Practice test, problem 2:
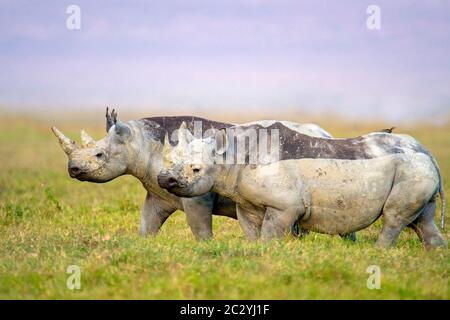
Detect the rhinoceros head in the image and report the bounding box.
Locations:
[157,122,224,197]
[51,112,132,183]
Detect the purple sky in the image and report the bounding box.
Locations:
[1,0,449,121]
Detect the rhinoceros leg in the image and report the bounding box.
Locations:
[376,217,411,248]
[408,198,447,250]
[236,205,263,241]
[181,194,214,240]
[340,232,357,242]
[376,180,436,248]
[140,192,176,236]
[291,222,310,238]
[260,206,303,241]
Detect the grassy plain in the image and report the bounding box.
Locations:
[0,114,448,299]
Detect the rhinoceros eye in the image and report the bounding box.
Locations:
[95,152,104,159]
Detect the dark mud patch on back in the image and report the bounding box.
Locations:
[140,116,233,144]
[230,122,426,161]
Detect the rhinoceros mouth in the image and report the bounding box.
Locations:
[70,170,89,180]
[71,172,115,184]
[166,185,195,197]
[68,165,111,183]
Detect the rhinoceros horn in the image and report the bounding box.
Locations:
[51,127,77,155]
[80,129,96,148]
[177,121,194,148]
[162,132,172,162]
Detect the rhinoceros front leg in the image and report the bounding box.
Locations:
[261,206,303,241]
[291,221,310,238]
[236,205,263,241]
[140,192,175,236]
[181,194,214,240]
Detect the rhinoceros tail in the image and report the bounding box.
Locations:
[438,173,446,229]
[430,156,445,229]
[440,182,446,229]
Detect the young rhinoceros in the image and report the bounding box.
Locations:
[158,122,447,249]
[51,109,339,240]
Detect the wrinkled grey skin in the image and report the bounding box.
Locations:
[52,110,338,240]
[159,123,447,249]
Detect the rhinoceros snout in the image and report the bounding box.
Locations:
[157,173,181,189]
[67,160,85,178]
[68,165,82,177]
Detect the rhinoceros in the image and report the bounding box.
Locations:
[52,109,348,239]
[158,122,447,249]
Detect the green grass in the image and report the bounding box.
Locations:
[0,116,448,299]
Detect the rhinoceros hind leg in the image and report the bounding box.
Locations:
[376,224,404,248]
[376,180,434,248]
[409,199,447,250]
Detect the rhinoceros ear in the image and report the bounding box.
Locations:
[114,121,131,141]
[105,107,118,132]
[51,126,77,155]
[80,129,96,148]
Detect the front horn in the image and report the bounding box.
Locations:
[51,127,77,155]
[162,132,172,163]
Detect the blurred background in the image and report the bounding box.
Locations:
[0,0,449,125]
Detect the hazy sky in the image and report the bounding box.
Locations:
[1,0,449,121]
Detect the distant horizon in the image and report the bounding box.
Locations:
[1,0,450,122]
[1,104,448,127]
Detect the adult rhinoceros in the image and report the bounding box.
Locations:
[158,122,446,249]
